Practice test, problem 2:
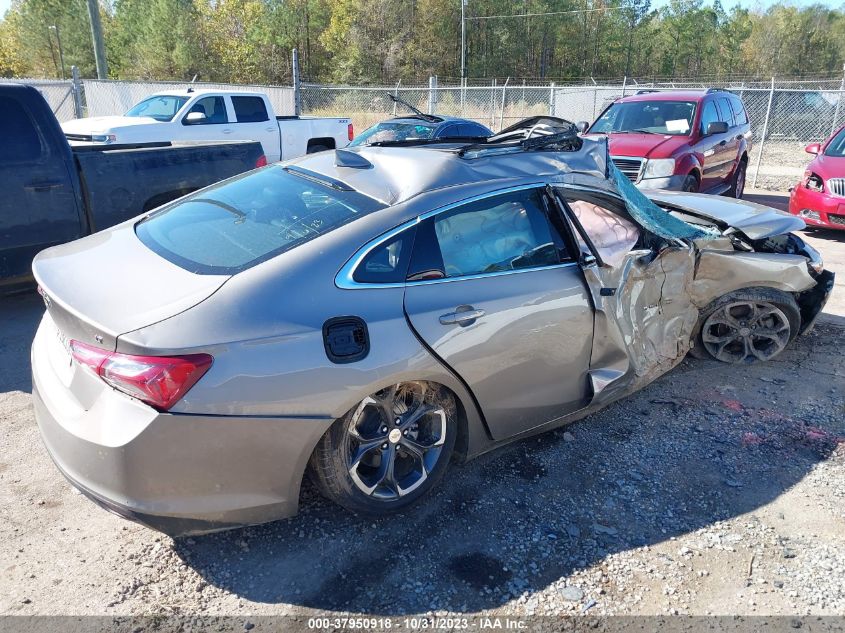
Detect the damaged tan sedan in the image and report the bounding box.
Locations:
[32,117,834,534]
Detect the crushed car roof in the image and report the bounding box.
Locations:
[288,136,610,206]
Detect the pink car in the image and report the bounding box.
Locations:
[789,125,845,230]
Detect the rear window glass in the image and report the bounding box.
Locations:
[232,96,269,123]
[136,166,385,274]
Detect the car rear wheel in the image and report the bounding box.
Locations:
[681,174,699,193]
[310,381,457,515]
[695,288,800,364]
[729,160,747,199]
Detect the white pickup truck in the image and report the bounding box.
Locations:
[61,89,352,163]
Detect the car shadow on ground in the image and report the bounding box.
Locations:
[171,322,844,615]
[1,288,841,615]
[804,228,845,243]
[0,292,43,393]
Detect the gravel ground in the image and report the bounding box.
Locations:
[749,141,820,192]
[1,227,843,625]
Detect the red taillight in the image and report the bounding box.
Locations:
[255,154,268,168]
[70,340,212,411]
[347,123,354,142]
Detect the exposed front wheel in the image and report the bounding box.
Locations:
[696,288,800,363]
[310,382,457,515]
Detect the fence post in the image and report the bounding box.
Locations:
[428,75,438,114]
[392,79,401,116]
[490,79,497,128]
[621,75,627,97]
[549,82,555,116]
[752,76,776,189]
[498,77,510,131]
[70,65,83,118]
[831,63,845,136]
[292,48,301,116]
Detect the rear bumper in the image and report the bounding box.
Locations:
[31,316,333,536]
[788,185,845,230]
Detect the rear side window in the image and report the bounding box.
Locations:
[716,97,734,126]
[232,96,269,123]
[0,96,43,163]
[425,189,560,279]
[136,166,385,274]
[353,228,416,284]
[730,97,748,125]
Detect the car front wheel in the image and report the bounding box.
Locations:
[695,288,800,364]
[310,381,457,515]
[681,174,699,192]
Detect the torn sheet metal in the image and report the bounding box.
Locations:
[582,246,699,405]
[691,250,817,307]
[647,190,807,240]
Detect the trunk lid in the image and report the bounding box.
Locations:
[33,224,228,350]
[647,191,806,240]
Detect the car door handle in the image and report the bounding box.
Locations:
[222,129,232,134]
[439,308,485,326]
[265,127,276,132]
[24,181,63,192]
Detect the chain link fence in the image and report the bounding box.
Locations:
[9,72,845,192]
[301,76,844,191]
[0,76,80,121]
[83,79,294,119]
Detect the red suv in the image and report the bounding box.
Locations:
[788,125,845,230]
[582,89,752,197]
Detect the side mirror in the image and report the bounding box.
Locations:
[804,142,821,155]
[575,121,589,133]
[184,111,207,125]
[706,121,729,136]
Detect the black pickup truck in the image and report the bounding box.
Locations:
[1,83,266,288]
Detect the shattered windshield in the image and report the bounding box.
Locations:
[350,121,437,146]
[608,162,713,241]
[590,100,696,136]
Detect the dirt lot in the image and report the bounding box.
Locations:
[1,202,843,626]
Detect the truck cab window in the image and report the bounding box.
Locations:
[0,96,42,162]
[232,97,269,123]
[186,97,228,125]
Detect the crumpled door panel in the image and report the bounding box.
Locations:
[582,246,699,406]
